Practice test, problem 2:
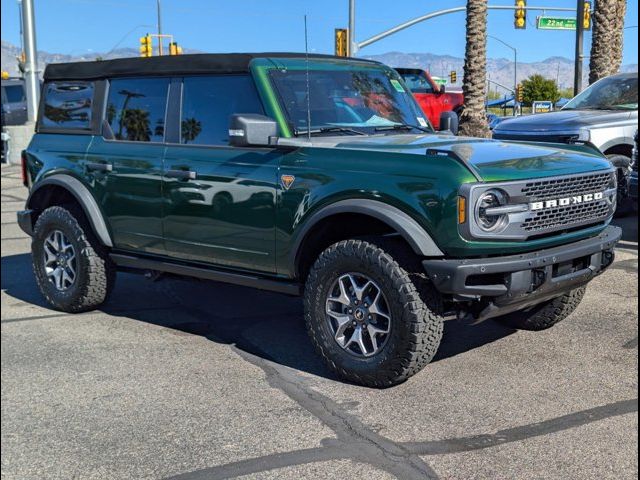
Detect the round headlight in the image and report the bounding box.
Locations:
[475,189,508,232]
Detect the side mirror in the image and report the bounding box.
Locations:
[439,111,459,135]
[439,84,446,94]
[229,114,278,147]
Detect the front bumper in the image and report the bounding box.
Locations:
[17,209,34,236]
[423,225,621,322]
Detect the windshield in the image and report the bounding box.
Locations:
[563,75,638,111]
[269,67,431,135]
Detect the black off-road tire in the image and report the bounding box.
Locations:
[32,205,115,312]
[497,287,586,331]
[304,239,444,388]
[607,154,632,216]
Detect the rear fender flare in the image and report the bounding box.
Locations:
[27,174,113,247]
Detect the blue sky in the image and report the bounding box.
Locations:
[1,0,638,64]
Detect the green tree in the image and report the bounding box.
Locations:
[521,74,560,105]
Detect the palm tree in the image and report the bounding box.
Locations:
[458,0,491,139]
[181,118,202,143]
[589,0,626,85]
[611,0,627,72]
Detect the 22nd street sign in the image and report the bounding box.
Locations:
[537,16,578,30]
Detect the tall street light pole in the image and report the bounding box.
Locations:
[157,0,163,56]
[574,0,585,94]
[488,34,518,97]
[21,0,39,123]
[348,0,357,56]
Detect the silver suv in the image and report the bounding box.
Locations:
[493,72,638,209]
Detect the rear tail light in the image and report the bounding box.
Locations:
[21,150,29,187]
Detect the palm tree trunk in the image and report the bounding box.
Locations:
[611,0,627,71]
[589,0,626,85]
[459,0,491,139]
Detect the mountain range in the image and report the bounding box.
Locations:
[2,40,637,94]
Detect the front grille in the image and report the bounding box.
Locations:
[460,170,616,242]
[521,172,614,201]
[522,201,610,232]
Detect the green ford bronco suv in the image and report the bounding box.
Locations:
[18,53,621,387]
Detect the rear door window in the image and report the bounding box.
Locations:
[180,75,265,146]
[41,81,94,129]
[106,78,169,142]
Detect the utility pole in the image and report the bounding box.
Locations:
[21,0,39,122]
[157,0,164,56]
[488,35,518,100]
[574,0,585,94]
[348,0,357,56]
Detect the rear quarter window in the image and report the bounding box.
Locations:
[3,84,26,103]
[41,82,94,129]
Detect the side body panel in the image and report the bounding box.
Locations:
[84,136,166,254]
[162,145,281,273]
[275,147,474,277]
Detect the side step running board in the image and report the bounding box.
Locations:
[110,253,301,296]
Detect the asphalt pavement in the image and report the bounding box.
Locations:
[1,162,638,480]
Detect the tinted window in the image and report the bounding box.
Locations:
[107,78,169,142]
[41,82,93,129]
[398,72,434,94]
[181,75,264,145]
[4,85,26,103]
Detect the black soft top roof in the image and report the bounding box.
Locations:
[43,52,380,81]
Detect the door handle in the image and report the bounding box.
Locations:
[86,162,113,173]
[165,169,197,180]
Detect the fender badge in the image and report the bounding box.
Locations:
[281,174,296,190]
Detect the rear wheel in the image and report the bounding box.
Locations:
[496,287,586,331]
[304,239,444,388]
[32,205,115,312]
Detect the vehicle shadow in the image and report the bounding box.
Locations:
[612,215,639,246]
[1,252,515,384]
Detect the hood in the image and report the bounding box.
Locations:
[310,134,613,182]
[494,109,636,132]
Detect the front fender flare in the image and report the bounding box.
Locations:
[289,199,444,274]
[27,174,113,247]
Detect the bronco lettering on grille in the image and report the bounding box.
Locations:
[530,191,605,211]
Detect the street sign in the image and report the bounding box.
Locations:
[536,16,578,30]
[532,101,554,114]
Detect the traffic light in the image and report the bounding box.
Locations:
[516,84,524,103]
[514,0,526,29]
[450,71,457,84]
[139,34,153,57]
[583,1,592,30]
[335,28,349,57]
[169,42,182,55]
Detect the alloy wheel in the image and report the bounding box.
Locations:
[325,273,391,357]
[43,229,77,291]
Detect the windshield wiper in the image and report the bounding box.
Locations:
[374,123,432,133]
[295,126,367,136]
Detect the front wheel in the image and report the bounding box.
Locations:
[304,239,444,388]
[496,287,586,331]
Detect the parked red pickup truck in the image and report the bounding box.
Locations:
[395,68,464,130]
